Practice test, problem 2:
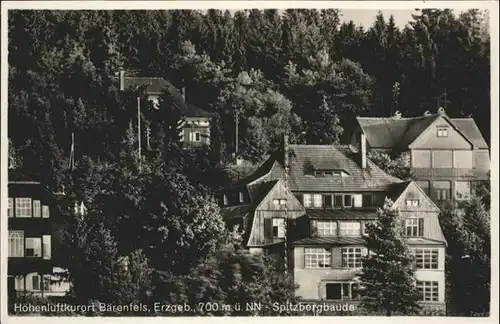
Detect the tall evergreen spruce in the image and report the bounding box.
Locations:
[360,198,421,316]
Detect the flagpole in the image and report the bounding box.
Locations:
[137,97,141,163]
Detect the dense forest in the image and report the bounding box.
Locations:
[8,9,490,191]
[7,9,491,316]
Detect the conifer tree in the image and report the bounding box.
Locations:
[360,198,421,316]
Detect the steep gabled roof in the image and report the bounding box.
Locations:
[220,179,281,220]
[450,118,489,149]
[356,115,439,149]
[111,76,212,118]
[286,145,403,192]
[357,114,488,150]
[237,145,403,192]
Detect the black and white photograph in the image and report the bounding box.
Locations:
[1,1,497,321]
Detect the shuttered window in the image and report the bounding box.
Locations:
[272,218,285,238]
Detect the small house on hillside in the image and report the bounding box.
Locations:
[112,71,213,146]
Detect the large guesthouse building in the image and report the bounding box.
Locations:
[352,108,490,208]
[7,172,69,298]
[219,136,447,312]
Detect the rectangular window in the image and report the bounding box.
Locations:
[326,283,362,301]
[15,276,24,291]
[273,199,287,206]
[42,205,50,218]
[353,194,362,207]
[32,275,41,291]
[417,281,439,302]
[239,192,244,203]
[437,127,448,137]
[339,222,361,236]
[42,275,52,292]
[334,195,343,208]
[8,231,24,257]
[433,150,453,168]
[317,221,337,237]
[455,181,471,201]
[25,238,42,258]
[223,194,228,206]
[344,195,352,208]
[272,218,285,238]
[362,194,372,207]
[189,132,201,142]
[413,248,439,269]
[416,181,430,196]
[313,194,322,208]
[406,199,420,207]
[303,194,312,208]
[304,248,331,268]
[15,198,32,218]
[405,218,424,237]
[33,200,41,218]
[342,247,367,268]
[454,150,473,168]
[42,235,51,260]
[412,150,432,168]
[324,195,332,208]
[434,181,451,201]
[8,198,13,217]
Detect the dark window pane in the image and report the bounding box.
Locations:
[324,195,332,207]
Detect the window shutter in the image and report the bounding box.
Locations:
[310,220,318,237]
[418,218,424,237]
[264,218,273,239]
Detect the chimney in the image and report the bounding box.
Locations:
[119,70,125,91]
[360,132,367,169]
[283,134,289,168]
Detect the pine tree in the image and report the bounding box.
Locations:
[360,198,421,315]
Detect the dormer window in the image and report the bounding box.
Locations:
[437,127,448,137]
[273,199,287,206]
[406,199,420,207]
[314,170,347,177]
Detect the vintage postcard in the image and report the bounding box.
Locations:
[1,1,498,323]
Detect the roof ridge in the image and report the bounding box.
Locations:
[357,115,438,120]
[124,76,166,80]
